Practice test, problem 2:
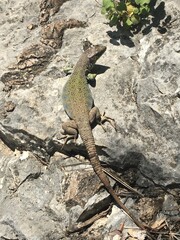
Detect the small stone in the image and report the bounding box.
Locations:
[173,42,180,53]
[4,101,16,112]
[162,194,179,216]
[27,24,37,30]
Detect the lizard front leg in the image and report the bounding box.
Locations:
[89,107,116,131]
[89,106,101,124]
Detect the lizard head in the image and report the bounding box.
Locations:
[83,40,106,70]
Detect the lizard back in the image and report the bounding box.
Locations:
[62,44,106,123]
[62,69,93,122]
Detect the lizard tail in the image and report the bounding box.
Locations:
[78,124,146,230]
[78,124,113,190]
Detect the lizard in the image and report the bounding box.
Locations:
[61,40,146,230]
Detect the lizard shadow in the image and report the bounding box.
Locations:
[88,64,110,88]
[92,64,109,75]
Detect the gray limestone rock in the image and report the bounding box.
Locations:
[0,0,180,239]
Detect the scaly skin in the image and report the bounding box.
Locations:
[61,42,146,230]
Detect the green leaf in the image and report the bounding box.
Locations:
[109,14,118,26]
[101,0,151,29]
[102,0,114,9]
[116,2,126,11]
[135,0,151,5]
[133,7,139,14]
[101,6,107,15]
[125,18,133,27]
[130,14,140,25]
[139,5,150,16]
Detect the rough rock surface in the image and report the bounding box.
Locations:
[0,0,180,239]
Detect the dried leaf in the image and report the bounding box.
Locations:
[151,217,166,229]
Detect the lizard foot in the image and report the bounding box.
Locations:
[56,120,78,149]
[53,131,77,150]
[99,112,117,132]
[59,134,77,149]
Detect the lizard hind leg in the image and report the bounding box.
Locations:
[89,107,117,132]
[60,120,78,148]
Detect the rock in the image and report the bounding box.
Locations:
[0,0,180,239]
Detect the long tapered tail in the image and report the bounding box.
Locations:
[78,124,145,230]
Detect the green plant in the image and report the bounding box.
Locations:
[101,0,151,28]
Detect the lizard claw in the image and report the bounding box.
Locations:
[61,135,77,150]
[53,134,77,150]
[99,112,117,132]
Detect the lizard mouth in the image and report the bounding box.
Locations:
[97,45,107,55]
